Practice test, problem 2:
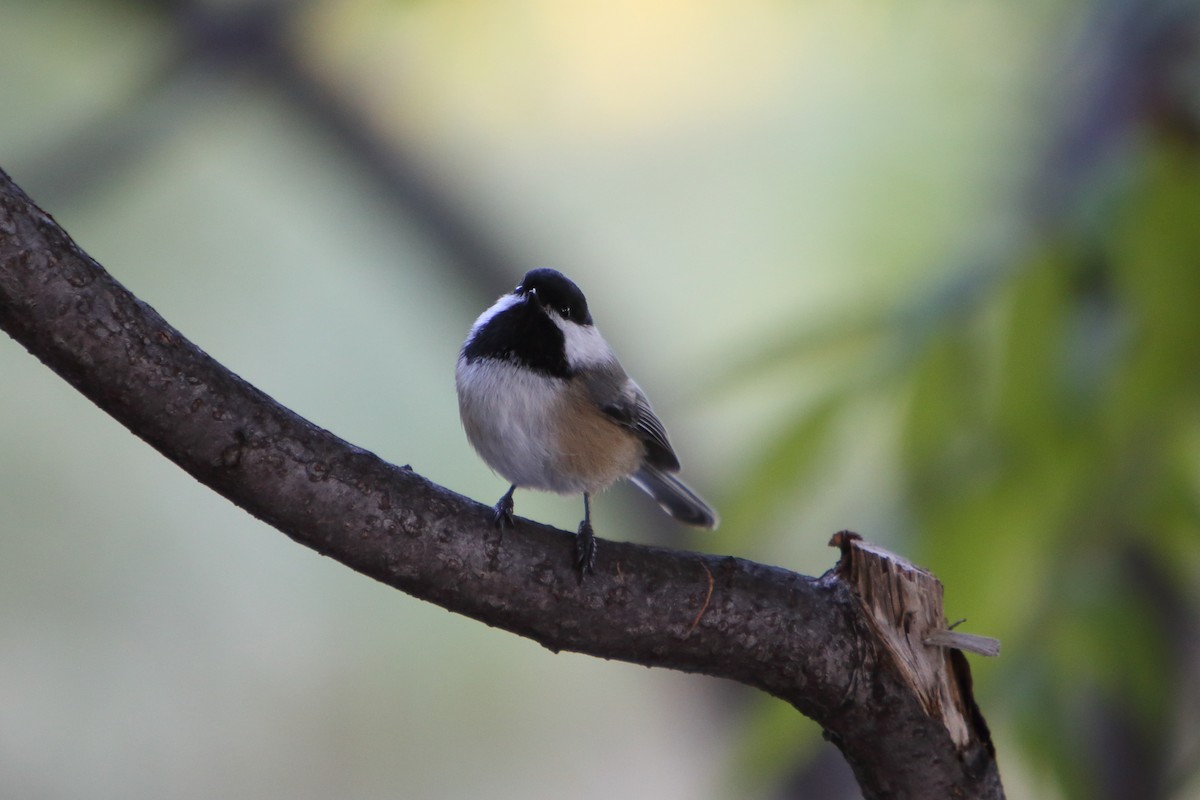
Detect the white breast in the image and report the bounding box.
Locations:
[456,357,583,493]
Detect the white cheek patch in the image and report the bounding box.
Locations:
[468,293,521,339]
[553,315,614,370]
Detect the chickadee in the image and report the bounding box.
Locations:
[456,268,718,574]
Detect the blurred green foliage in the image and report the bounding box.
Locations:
[725,99,1200,800]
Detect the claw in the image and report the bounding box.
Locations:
[574,492,597,576]
[575,519,596,576]
[493,485,516,529]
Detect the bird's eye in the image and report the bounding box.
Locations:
[560,306,571,318]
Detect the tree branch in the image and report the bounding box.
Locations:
[0,167,1002,799]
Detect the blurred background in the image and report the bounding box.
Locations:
[2,0,1199,797]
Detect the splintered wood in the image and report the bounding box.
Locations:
[831,531,999,751]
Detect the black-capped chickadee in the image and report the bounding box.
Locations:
[456,268,718,574]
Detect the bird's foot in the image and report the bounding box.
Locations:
[575,520,596,577]
[493,490,515,529]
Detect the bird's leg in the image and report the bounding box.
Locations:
[575,492,596,576]
[493,484,516,528]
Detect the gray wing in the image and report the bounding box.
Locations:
[581,366,680,472]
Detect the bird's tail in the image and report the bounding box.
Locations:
[630,466,718,529]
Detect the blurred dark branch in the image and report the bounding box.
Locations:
[1122,543,1200,798]
[1031,0,1200,224]
[0,168,1003,799]
[27,0,521,296]
[715,0,1200,406]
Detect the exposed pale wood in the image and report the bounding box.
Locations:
[832,530,998,753]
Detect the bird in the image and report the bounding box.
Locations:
[455,268,717,574]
